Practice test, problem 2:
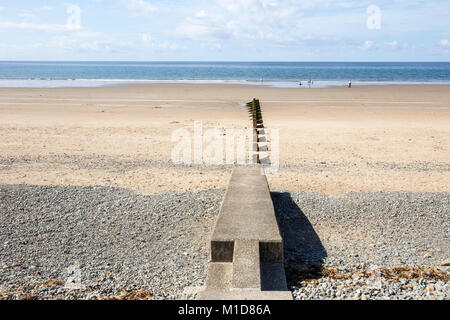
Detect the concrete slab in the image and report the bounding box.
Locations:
[232,240,260,289]
[204,262,233,290]
[210,167,282,246]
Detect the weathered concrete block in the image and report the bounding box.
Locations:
[204,262,232,290]
[260,241,283,263]
[211,241,234,262]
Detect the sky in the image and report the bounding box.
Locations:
[0,0,449,61]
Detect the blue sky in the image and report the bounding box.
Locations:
[0,0,449,61]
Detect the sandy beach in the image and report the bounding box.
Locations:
[0,84,449,300]
[1,84,449,194]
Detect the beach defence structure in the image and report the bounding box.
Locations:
[197,100,292,300]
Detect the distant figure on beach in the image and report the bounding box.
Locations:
[261,77,264,85]
[298,81,302,87]
[348,80,352,88]
[308,79,311,88]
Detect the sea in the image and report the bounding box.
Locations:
[0,61,449,88]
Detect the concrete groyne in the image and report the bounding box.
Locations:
[197,100,292,300]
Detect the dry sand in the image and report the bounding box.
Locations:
[1,84,449,195]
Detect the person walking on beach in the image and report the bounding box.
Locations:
[308,79,311,88]
[298,81,302,87]
[348,80,352,88]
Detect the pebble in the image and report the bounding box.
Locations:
[441,259,450,267]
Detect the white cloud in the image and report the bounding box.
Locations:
[362,40,374,50]
[0,21,72,31]
[361,40,408,51]
[18,13,38,21]
[142,33,151,44]
[122,0,157,17]
[37,6,53,12]
[440,39,450,48]
[177,0,306,43]
[385,40,398,49]
[48,32,134,55]
[141,33,178,50]
[177,0,364,46]
[176,16,230,40]
[195,10,207,18]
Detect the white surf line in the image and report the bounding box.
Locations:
[0,97,230,103]
[0,97,444,105]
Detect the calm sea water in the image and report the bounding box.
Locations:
[0,61,449,88]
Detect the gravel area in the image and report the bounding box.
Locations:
[0,155,232,173]
[279,159,450,174]
[0,184,225,300]
[3,156,448,176]
[272,191,450,300]
[1,183,448,300]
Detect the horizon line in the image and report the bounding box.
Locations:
[1,60,450,63]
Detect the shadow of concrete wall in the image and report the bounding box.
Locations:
[271,192,328,286]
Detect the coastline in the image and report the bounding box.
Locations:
[1,61,449,89]
[2,79,450,89]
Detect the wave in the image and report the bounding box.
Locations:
[1,78,450,88]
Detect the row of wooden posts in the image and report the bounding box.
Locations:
[245,98,266,165]
[246,98,264,130]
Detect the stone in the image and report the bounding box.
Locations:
[426,285,435,293]
[440,258,450,266]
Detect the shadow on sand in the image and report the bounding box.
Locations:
[271,192,328,286]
